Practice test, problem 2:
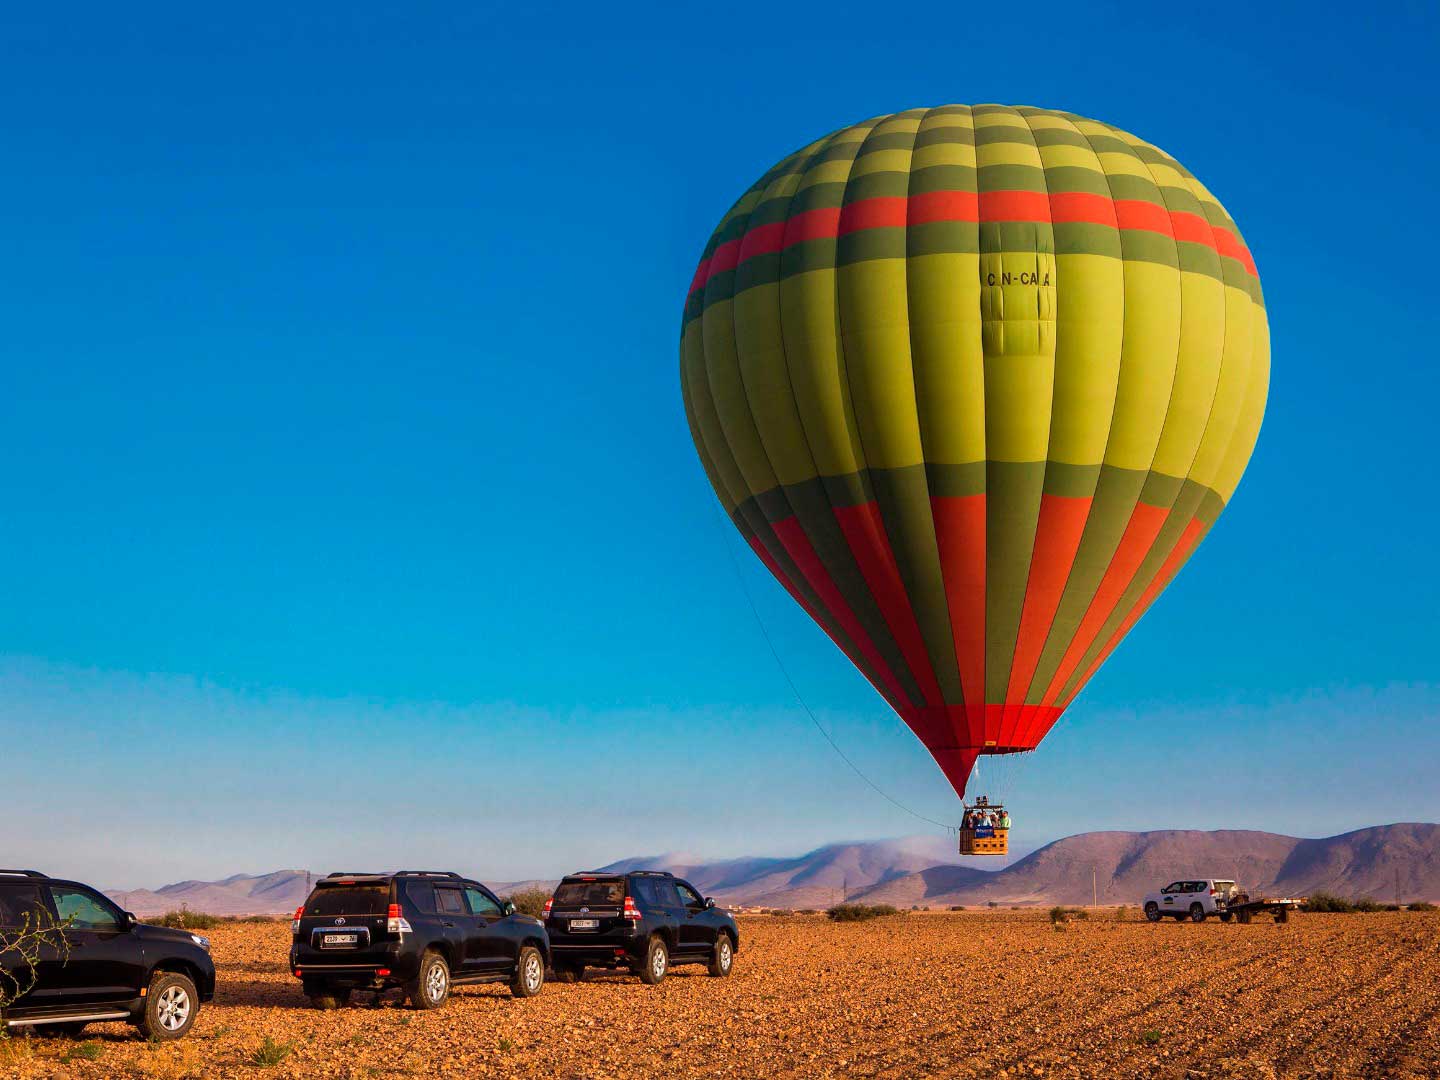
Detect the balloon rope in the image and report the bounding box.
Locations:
[709,504,958,831]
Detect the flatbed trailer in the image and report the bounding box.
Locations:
[1225,895,1307,923]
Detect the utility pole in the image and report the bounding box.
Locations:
[1092,866,1097,907]
[1395,868,1402,909]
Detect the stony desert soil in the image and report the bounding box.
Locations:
[3,910,1437,1079]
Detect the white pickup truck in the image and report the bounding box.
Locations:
[1143,879,1241,922]
[1143,880,1307,924]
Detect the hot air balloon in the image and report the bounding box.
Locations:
[680,104,1268,826]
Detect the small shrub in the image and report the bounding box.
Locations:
[505,888,550,919]
[63,1042,103,1063]
[498,1037,515,1053]
[154,906,222,930]
[826,903,899,922]
[250,1037,294,1067]
[769,908,793,916]
[796,908,817,915]
[1352,898,1385,913]
[1140,1030,1162,1046]
[948,905,966,912]
[222,914,279,924]
[1383,904,1402,912]
[1050,905,1087,925]
[1408,901,1437,912]
[1303,892,1355,913]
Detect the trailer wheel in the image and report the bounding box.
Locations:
[1237,909,1252,924]
[1219,912,1233,923]
[1189,903,1206,922]
[1275,906,1289,923]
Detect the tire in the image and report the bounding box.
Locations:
[133,971,198,1042]
[1219,912,1233,923]
[510,945,545,998]
[407,951,450,1010]
[307,987,351,1010]
[1189,903,1207,923]
[1275,906,1289,924]
[708,933,735,977]
[1238,909,1253,924]
[637,936,668,985]
[1144,902,1161,922]
[551,962,582,984]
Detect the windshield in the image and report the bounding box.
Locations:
[306,883,389,916]
[554,880,625,907]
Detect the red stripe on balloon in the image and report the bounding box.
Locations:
[767,518,914,713]
[1040,503,1172,709]
[833,502,947,723]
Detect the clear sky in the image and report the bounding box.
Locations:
[3,2,1436,887]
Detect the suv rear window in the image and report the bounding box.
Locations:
[554,879,625,906]
[0,884,48,927]
[306,884,389,916]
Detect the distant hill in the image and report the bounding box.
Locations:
[102,825,1440,914]
[853,824,1440,907]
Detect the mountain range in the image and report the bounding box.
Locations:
[102,823,1440,915]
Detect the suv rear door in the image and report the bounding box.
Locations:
[300,880,391,960]
[551,877,626,936]
[0,882,65,1011]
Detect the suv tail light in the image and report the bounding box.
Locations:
[622,895,641,922]
[387,903,412,935]
[291,906,303,934]
[542,897,553,918]
[1209,888,1217,895]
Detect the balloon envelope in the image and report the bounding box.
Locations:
[680,105,1268,797]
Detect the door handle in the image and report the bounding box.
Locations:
[442,921,456,927]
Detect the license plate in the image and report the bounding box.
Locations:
[323,933,359,946]
[569,919,598,931]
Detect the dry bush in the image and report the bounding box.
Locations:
[0,906,71,1017]
[505,889,550,919]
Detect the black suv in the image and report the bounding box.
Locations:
[544,870,738,984]
[290,871,549,1009]
[0,869,215,1041]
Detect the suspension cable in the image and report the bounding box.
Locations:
[709,504,958,832]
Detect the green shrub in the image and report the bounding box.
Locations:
[1049,905,1087,924]
[250,1037,294,1067]
[826,903,899,922]
[1408,901,1436,912]
[769,908,793,916]
[62,1042,103,1063]
[1303,892,1390,913]
[796,909,817,915]
[222,914,280,924]
[1140,1030,1162,1046]
[505,888,550,919]
[153,906,222,930]
[948,905,966,911]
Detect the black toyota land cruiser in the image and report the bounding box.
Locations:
[0,869,215,1041]
[290,871,549,1009]
[543,870,738,984]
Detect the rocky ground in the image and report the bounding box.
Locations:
[2,910,1437,1078]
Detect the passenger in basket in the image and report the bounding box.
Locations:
[998,810,1012,829]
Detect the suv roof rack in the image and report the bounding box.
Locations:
[393,871,462,879]
[0,869,46,879]
[625,870,675,878]
[323,872,384,879]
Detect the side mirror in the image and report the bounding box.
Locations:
[503,901,516,916]
[123,911,138,930]
[705,897,716,909]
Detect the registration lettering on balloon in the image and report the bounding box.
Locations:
[681,104,1268,801]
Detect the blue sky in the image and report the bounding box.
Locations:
[2,3,1436,886]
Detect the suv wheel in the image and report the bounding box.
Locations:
[637,936,668,985]
[510,945,544,998]
[1144,902,1161,922]
[134,971,198,1041]
[708,933,734,977]
[551,962,582,984]
[1189,903,1207,923]
[408,951,450,1010]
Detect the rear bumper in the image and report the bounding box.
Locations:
[548,940,644,966]
[290,941,415,985]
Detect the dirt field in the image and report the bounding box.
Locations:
[3,910,1437,1079]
